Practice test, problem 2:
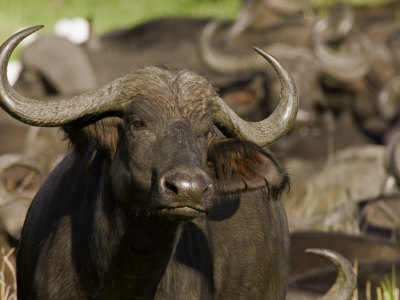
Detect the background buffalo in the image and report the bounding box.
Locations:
[1,0,400,299]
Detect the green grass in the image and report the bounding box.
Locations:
[0,0,394,61]
[0,0,241,44]
[313,0,395,6]
[377,266,399,300]
[0,0,394,44]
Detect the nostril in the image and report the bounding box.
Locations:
[203,184,212,195]
[198,176,212,194]
[162,171,212,201]
[201,185,212,201]
[165,180,179,195]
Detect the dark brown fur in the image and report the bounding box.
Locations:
[17,67,290,299]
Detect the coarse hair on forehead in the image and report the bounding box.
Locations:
[64,66,218,157]
[122,66,218,107]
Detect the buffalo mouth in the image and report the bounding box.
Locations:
[157,205,208,220]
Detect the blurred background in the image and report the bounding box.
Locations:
[0,0,394,46]
[0,0,241,43]
[0,0,400,299]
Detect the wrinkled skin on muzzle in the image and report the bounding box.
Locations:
[109,99,214,220]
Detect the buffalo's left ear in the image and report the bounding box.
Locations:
[207,139,288,198]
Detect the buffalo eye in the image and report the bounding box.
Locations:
[130,115,145,129]
[133,120,144,128]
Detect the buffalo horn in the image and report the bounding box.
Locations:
[1,27,297,146]
[306,248,357,300]
[0,26,130,126]
[200,20,265,74]
[223,0,310,43]
[377,75,400,122]
[0,153,43,205]
[266,0,311,16]
[212,47,298,146]
[312,16,372,82]
[385,131,400,186]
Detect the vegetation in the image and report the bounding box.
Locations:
[0,0,396,297]
[0,0,241,44]
[0,248,398,299]
[0,248,16,300]
[0,0,394,44]
[377,267,399,300]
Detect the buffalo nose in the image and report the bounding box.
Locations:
[163,171,212,203]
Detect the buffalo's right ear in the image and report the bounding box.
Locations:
[206,139,288,198]
[63,116,121,156]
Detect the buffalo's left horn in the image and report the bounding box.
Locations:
[306,248,357,300]
[0,26,129,126]
[212,47,298,146]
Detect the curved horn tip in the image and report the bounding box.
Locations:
[23,25,44,33]
[306,248,357,300]
[12,25,44,41]
[253,47,273,62]
[305,248,330,256]
[0,25,44,61]
[305,248,351,266]
[253,46,293,78]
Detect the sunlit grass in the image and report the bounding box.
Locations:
[352,263,399,300]
[0,0,241,44]
[377,266,399,300]
[0,248,16,300]
[0,0,394,44]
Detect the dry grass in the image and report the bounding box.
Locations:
[351,261,399,300]
[0,248,16,300]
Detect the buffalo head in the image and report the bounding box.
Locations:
[0,26,298,221]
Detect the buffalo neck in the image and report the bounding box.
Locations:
[81,153,185,298]
[98,206,185,299]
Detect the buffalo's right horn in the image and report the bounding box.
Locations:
[306,248,357,300]
[0,26,130,127]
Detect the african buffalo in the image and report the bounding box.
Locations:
[222,0,311,42]
[0,153,43,299]
[0,153,43,241]
[283,144,395,233]
[287,247,356,300]
[289,231,400,300]
[198,14,371,132]
[0,25,301,300]
[0,25,357,300]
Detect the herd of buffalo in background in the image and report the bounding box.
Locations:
[0,0,400,298]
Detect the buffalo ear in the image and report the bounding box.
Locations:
[63,116,121,155]
[207,140,288,198]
